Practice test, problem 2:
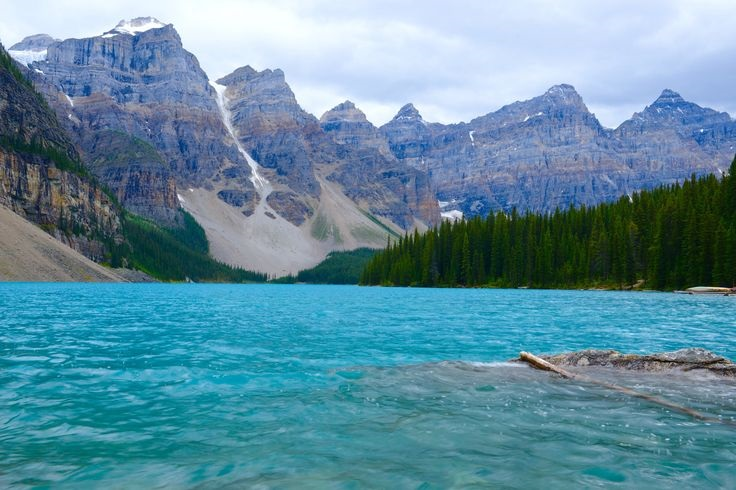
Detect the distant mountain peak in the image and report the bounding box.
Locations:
[636,88,704,120]
[333,100,357,111]
[546,83,577,94]
[543,84,584,105]
[103,17,168,37]
[218,65,286,86]
[9,34,58,51]
[320,100,368,124]
[653,89,685,105]
[8,34,58,65]
[393,103,424,122]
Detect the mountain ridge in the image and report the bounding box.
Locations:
[7,18,736,274]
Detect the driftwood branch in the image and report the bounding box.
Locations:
[519,351,734,427]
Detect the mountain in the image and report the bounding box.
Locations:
[613,89,736,188]
[8,34,58,65]
[21,17,247,226]
[0,44,122,261]
[319,100,439,229]
[381,85,736,218]
[10,18,735,277]
[14,18,438,275]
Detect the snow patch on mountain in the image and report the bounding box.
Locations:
[8,49,47,66]
[441,210,464,221]
[209,81,269,191]
[103,17,167,37]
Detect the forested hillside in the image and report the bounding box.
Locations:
[361,157,736,290]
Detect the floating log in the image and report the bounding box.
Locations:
[519,351,734,427]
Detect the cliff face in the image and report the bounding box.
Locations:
[0,150,120,260]
[217,66,440,228]
[217,66,321,199]
[613,89,736,188]
[320,101,440,228]
[29,19,256,224]
[0,46,121,260]
[381,85,735,217]
[10,20,440,275]
[83,130,179,223]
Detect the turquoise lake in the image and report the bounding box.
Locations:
[1,284,735,488]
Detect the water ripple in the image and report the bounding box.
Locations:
[0,284,735,487]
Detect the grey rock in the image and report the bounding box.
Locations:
[382,85,735,217]
[29,20,257,223]
[0,46,122,260]
[321,100,440,228]
[219,66,439,227]
[83,130,179,224]
[536,348,735,376]
[217,66,321,198]
[266,191,313,226]
[9,34,59,52]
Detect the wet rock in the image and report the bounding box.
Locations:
[533,348,736,376]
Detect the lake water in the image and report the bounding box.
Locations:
[1,284,735,488]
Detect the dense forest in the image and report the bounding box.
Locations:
[361,157,736,290]
[273,248,377,284]
[111,212,267,283]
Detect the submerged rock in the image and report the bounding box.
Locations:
[525,348,736,376]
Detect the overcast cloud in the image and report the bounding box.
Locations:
[1,0,735,128]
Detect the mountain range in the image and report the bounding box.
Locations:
[4,17,736,277]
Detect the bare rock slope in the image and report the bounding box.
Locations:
[0,205,122,282]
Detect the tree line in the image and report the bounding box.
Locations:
[113,212,267,283]
[273,248,377,284]
[361,157,736,290]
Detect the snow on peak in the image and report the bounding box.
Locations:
[393,103,424,123]
[104,17,167,37]
[8,34,57,65]
[8,48,48,66]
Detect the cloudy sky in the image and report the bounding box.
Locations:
[2,0,735,128]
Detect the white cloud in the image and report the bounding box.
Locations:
[2,0,735,128]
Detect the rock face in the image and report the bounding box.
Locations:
[8,34,58,66]
[0,46,121,260]
[381,85,736,217]
[11,20,440,274]
[21,19,437,250]
[28,18,256,224]
[613,89,736,189]
[535,348,736,377]
[217,66,440,228]
[83,130,179,223]
[217,66,321,200]
[320,101,440,229]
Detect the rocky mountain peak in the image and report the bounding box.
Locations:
[393,103,424,122]
[218,65,285,85]
[320,100,369,124]
[654,89,685,105]
[217,65,303,123]
[643,89,694,115]
[9,34,58,51]
[542,83,585,106]
[104,17,169,37]
[626,88,730,127]
[8,34,58,65]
